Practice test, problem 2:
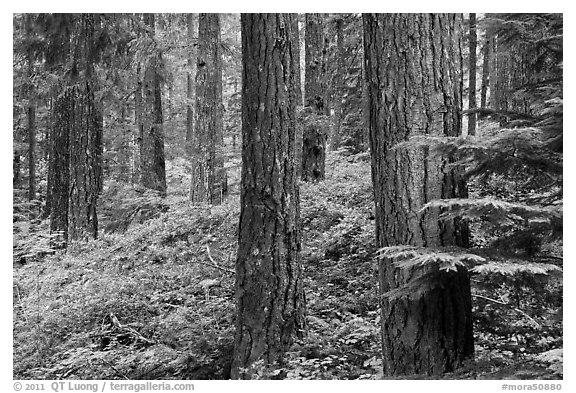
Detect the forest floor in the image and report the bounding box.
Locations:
[13,150,563,380]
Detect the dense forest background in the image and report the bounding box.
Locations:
[13,13,562,380]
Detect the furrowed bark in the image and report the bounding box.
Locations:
[232,13,305,379]
[363,13,474,376]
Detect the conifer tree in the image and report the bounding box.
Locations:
[468,13,477,135]
[190,13,226,204]
[363,13,474,376]
[139,13,167,194]
[302,13,327,182]
[233,13,304,379]
[48,14,103,245]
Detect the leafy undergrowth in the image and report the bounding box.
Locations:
[14,197,239,379]
[13,151,562,380]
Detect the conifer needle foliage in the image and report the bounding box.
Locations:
[376,245,486,273]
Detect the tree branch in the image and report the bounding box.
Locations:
[201,245,234,274]
[472,294,541,328]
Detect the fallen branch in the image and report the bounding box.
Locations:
[472,294,541,329]
[109,313,156,345]
[202,245,234,274]
[196,260,234,274]
[473,293,507,305]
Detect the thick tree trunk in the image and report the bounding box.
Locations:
[190,13,226,204]
[302,13,326,182]
[493,39,529,116]
[140,13,167,194]
[67,82,101,241]
[494,38,528,116]
[363,13,474,376]
[509,44,531,114]
[494,36,510,113]
[330,16,345,151]
[338,16,367,154]
[185,14,196,155]
[468,13,477,136]
[49,89,71,246]
[48,14,102,246]
[232,13,305,379]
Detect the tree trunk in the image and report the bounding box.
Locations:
[489,37,497,109]
[302,13,327,182]
[133,62,142,185]
[27,100,36,200]
[479,35,491,115]
[232,13,305,379]
[95,108,103,195]
[330,16,345,151]
[48,14,103,246]
[190,13,226,204]
[43,96,53,219]
[49,92,70,246]
[117,106,131,183]
[509,43,531,114]
[291,13,303,106]
[13,151,21,188]
[338,15,367,154]
[359,64,369,151]
[493,38,529,116]
[140,13,167,194]
[185,14,196,155]
[67,82,101,241]
[363,13,474,376]
[293,14,303,180]
[468,13,477,136]
[26,14,36,200]
[494,36,510,113]
[320,29,331,118]
[166,78,173,121]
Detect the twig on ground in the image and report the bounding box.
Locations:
[196,260,234,274]
[202,245,234,274]
[472,293,541,329]
[98,357,130,380]
[473,293,507,305]
[109,313,156,345]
